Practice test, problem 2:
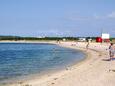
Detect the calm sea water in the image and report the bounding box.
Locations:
[0,43,85,84]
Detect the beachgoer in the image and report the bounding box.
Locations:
[86,42,89,50]
[109,43,115,60]
[56,40,60,44]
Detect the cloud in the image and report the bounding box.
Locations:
[107,11,115,18]
[65,11,115,21]
[65,15,91,21]
[93,12,115,20]
[93,14,103,20]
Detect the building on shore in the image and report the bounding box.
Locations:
[101,33,110,42]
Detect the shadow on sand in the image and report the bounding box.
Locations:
[102,58,111,61]
[102,58,115,61]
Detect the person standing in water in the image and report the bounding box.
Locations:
[109,43,115,60]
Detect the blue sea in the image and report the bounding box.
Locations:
[0,43,85,84]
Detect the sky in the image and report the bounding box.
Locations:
[0,0,115,37]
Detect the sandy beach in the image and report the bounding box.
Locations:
[1,0,115,86]
[2,41,115,86]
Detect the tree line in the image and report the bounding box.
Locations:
[0,36,114,41]
[0,36,78,41]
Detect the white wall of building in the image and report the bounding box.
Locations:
[102,33,110,39]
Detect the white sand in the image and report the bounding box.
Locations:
[5,41,115,86]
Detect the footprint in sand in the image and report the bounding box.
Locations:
[51,82,55,85]
[54,78,58,80]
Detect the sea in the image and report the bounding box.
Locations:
[0,43,85,84]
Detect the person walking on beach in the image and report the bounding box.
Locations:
[109,43,115,60]
[86,41,90,50]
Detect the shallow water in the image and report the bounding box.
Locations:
[0,43,85,84]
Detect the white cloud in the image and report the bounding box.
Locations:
[93,15,100,19]
[65,11,115,21]
[107,11,115,18]
[66,15,91,21]
[93,12,115,20]
[93,14,103,20]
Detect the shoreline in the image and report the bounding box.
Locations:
[10,41,94,86]
[0,41,86,86]
[1,41,115,86]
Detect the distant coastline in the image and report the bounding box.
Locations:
[0,36,115,43]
